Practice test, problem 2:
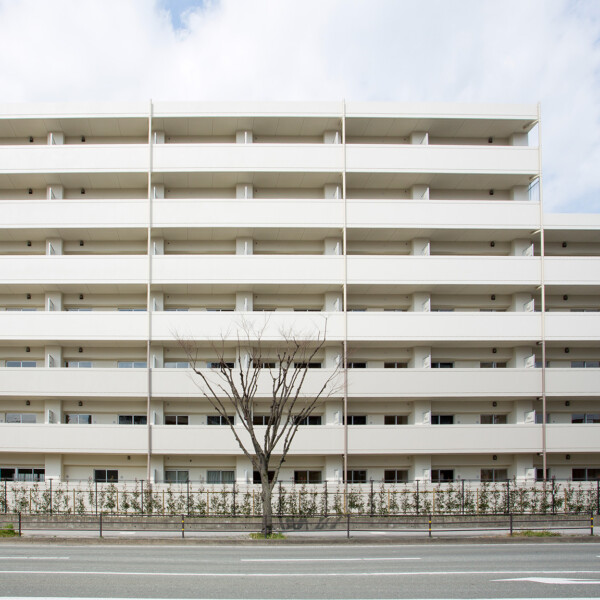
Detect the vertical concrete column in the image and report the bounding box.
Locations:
[324,238,342,255]
[509,133,528,146]
[151,238,164,255]
[410,131,429,145]
[236,130,253,144]
[412,400,431,425]
[509,346,535,368]
[323,131,341,144]
[44,399,63,424]
[46,238,63,256]
[324,347,342,369]
[511,239,534,256]
[236,456,253,484]
[513,399,535,424]
[513,455,535,483]
[411,238,430,256]
[151,291,164,312]
[45,345,62,368]
[152,184,165,199]
[510,293,534,312]
[325,456,343,483]
[47,132,64,145]
[236,184,253,199]
[410,185,430,200]
[324,400,343,425]
[150,344,164,368]
[46,185,64,199]
[44,455,63,480]
[323,292,342,312]
[45,292,63,312]
[150,399,164,425]
[410,292,431,312]
[152,131,165,144]
[236,292,253,312]
[409,346,431,368]
[510,185,529,201]
[236,238,253,255]
[323,184,341,199]
[411,455,432,482]
[149,455,164,483]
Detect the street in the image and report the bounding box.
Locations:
[0,541,599,599]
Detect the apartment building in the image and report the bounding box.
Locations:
[0,101,598,486]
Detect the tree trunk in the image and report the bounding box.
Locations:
[261,473,273,536]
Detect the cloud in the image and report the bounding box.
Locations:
[0,0,598,212]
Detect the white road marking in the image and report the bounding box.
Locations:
[0,569,599,577]
[495,577,600,585]
[0,557,70,560]
[241,557,421,562]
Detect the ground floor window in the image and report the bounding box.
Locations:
[480,468,508,482]
[253,471,275,484]
[345,470,367,483]
[94,469,118,482]
[431,469,454,483]
[0,467,45,482]
[165,470,190,483]
[535,468,551,481]
[384,470,408,483]
[294,470,322,484]
[572,468,600,481]
[207,470,234,484]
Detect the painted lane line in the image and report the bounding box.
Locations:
[0,557,70,560]
[495,577,600,585]
[242,556,422,562]
[1,569,600,578]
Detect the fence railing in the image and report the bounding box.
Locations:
[1,479,599,516]
[2,512,596,538]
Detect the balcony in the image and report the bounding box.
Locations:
[544,257,600,287]
[545,312,600,342]
[0,145,147,174]
[346,145,539,175]
[546,424,600,453]
[545,369,600,397]
[153,144,343,173]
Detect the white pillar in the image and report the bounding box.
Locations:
[324,238,342,255]
[45,345,62,368]
[513,455,535,483]
[411,455,431,482]
[510,293,533,312]
[151,238,164,255]
[323,131,341,144]
[323,292,342,312]
[409,347,431,368]
[324,347,342,369]
[411,238,430,256]
[46,238,63,255]
[236,130,253,144]
[44,454,63,480]
[325,455,343,482]
[151,291,164,312]
[236,238,253,255]
[410,185,430,200]
[236,183,253,199]
[47,185,64,199]
[152,131,165,144]
[45,292,63,312]
[47,132,64,145]
[150,455,164,484]
[509,133,528,146]
[236,456,253,484]
[150,345,164,368]
[509,346,535,368]
[44,399,62,424]
[236,291,253,312]
[511,239,534,256]
[410,292,431,312]
[324,400,342,425]
[323,184,341,199]
[152,184,165,199]
[510,185,529,201]
[410,131,429,145]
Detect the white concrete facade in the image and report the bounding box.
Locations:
[0,101,598,486]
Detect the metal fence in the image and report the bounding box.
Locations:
[1,479,599,517]
[2,512,596,539]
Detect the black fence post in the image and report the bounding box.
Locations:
[416,480,420,516]
[461,479,465,515]
[186,480,190,517]
[591,509,594,537]
[49,479,53,515]
[552,477,556,515]
[370,479,374,516]
[140,480,144,516]
[4,480,7,514]
[278,481,283,517]
[324,481,328,517]
[505,480,510,515]
[99,512,102,538]
[232,481,236,517]
[428,514,432,538]
[509,512,513,536]
[346,512,350,539]
[181,514,185,539]
[18,512,21,537]
[95,480,98,516]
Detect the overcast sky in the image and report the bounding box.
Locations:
[0,0,598,213]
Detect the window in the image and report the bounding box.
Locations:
[165,415,189,425]
[207,361,235,369]
[253,471,275,484]
[295,415,322,426]
[118,308,145,312]
[384,470,408,483]
[431,362,453,369]
[118,415,147,425]
[294,470,322,484]
[207,415,234,425]
[6,308,37,312]
[535,468,551,481]
[207,470,235,484]
[431,469,454,483]
[65,414,92,424]
[66,307,92,312]
[117,361,147,368]
[165,308,189,312]
[384,362,407,368]
[94,469,118,482]
[345,470,367,483]
[347,362,366,369]
[6,361,36,368]
[165,470,189,483]
[571,360,600,368]
[253,415,269,425]
[480,414,507,425]
[164,361,190,368]
[572,468,600,481]
[384,415,408,425]
[344,415,367,425]
[480,362,507,369]
[206,308,234,312]
[0,467,44,482]
[293,362,322,369]
[535,412,550,424]
[6,413,36,424]
[252,361,276,369]
[480,468,508,482]
[66,361,92,368]
[571,413,600,424]
[431,415,454,425]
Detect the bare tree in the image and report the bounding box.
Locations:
[180,318,340,536]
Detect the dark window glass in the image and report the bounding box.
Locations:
[294,471,322,484]
[431,469,454,483]
[384,470,408,483]
[384,415,408,425]
[345,470,367,483]
[253,471,275,484]
[431,415,454,425]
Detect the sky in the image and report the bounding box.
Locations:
[0,0,598,213]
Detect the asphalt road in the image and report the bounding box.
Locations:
[0,541,599,599]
